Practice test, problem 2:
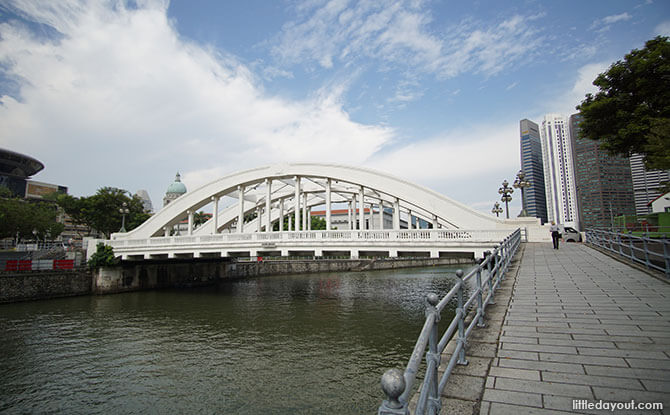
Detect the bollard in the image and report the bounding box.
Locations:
[378,368,408,415]
[455,269,468,366]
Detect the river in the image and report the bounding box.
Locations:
[0,265,470,414]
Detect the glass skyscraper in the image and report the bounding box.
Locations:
[519,119,547,223]
[570,114,636,230]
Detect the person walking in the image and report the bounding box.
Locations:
[550,221,561,249]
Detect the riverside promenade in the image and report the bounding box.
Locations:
[441,242,670,415]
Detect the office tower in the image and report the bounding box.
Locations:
[519,119,548,223]
[570,114,636,229]
[540,114,579,228]
[629,154,670,215]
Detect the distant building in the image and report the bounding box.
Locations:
[135,189,154,213]
[163,172,187,207]
[540,114,579,228]
[569,114,636,230]
[310,207,410,230]
[519,119,548,223]
[649,192,670,213]
[629,154,670,215]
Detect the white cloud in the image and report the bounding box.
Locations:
[367,122,521,205]
[551,62,609,116]
[602,12,632,25]
[590,12,632,31]
[272,1,544,79]
[655,20,670,36]
[0,0,393,205]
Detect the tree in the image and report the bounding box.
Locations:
[0,188,64,241]
[576,36,670,170]
[52,187,150,238]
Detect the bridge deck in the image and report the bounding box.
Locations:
[478,243,670,414]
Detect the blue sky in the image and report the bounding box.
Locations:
[1,0,669,216]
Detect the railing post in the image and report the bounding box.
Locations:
[378,369,408,415]
[455,269,469,366]
[485,251,495,305]
[628,231,635,261]
[475,261,486,328]
[425,293,441,415]
[662,235,670,277]
[642,236,650,269]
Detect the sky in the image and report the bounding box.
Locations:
[1,0,669,217]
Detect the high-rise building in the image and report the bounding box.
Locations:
[519,119,548,223]
[540,114,579,228]
[629,154,670,215]
[569,114,636,230]
[135,189,154,213]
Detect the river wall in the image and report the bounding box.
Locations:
[0,271,92,303]
[1,256,474,303]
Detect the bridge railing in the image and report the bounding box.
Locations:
[108,229,513,249]
[585,229,669,277]
[377,228,522,415]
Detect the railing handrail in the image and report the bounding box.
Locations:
[378,228,522,415]
[585,228,669,277]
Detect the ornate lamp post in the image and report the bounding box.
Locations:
[513,170,531,217]
[119,202,130,233]
[491,202,503,217]
[498,180,513,219]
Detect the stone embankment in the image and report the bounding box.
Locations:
[1,256,473,303]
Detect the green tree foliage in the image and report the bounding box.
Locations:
[0,187,64,241]
[52,187,150,238]
[193,211,209,228]
[576,36,670,170]
[87,243,120,268]
[272,213,327,231]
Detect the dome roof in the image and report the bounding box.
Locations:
[166,172,187,195]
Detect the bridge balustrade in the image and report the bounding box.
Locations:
[107,229,514,249]
[378,228,522,415]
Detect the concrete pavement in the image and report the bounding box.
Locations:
[479,242,670,415]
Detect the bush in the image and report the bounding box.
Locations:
[87,243,120,268]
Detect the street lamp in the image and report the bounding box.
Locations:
[491,202,503,217]
[498,179,514,219]
[513,170,531,217]
[119,202,130,233]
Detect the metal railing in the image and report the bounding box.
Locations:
[585,229,670,277]
[377,228,522,415]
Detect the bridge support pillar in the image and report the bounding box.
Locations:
[193,252,201,258]
[430,250,439,258]
[389,249,398,258]
[350,248,359,259]
[281,248,289,257]
[314,248,323,257]
[168,252,175,259]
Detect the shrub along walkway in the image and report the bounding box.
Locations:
[478,242,670,415]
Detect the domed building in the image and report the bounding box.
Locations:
[163,172,187,207]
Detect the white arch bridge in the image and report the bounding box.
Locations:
[102,163,541,260]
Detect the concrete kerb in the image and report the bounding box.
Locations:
[431,243,525,414]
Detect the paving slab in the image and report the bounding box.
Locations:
[478,243,670,414]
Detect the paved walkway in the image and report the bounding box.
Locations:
[479,243,670,415]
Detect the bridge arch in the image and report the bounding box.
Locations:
[114,163,508,241]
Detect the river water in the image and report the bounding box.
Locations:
[0,265,469,414]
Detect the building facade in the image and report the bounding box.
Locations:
[519,119,548,223]
[569,114,636,230]
[629,154,670,215]
[540,114,579,228]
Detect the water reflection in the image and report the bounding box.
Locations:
[0,265,471,414]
